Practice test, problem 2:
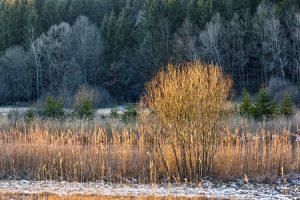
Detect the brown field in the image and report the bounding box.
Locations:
[0,116,299,184]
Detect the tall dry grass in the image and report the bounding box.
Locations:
[0,120,149,183]
[0,117,299,184]
[213,128,300,181]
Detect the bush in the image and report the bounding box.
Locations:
[121,105,138,123]
[24,109,35,123]
[74,97,95,119]
[110,107,120,119]
[74,85,113,108]
[252,87,275,120]
[58,86,74,108]
[43,96,64,118]
[277,91,295,118]
[239,90,253,118]
[143,62,232,179]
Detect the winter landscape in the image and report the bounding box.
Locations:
[1,0,300,199]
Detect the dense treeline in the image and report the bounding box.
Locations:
[0,0,300,105]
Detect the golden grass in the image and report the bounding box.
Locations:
[213,128,300,181]
[0,118,299,183]
[0,121,148,182]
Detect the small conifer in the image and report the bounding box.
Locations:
[278,91,295,118]
[253,87,274,119]
[239,89,253,118]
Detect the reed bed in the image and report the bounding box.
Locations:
[0,118,299,184]
[213,128,300,181]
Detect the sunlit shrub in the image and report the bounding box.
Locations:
[142,61,232,179]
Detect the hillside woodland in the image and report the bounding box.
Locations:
[1,0,300,105]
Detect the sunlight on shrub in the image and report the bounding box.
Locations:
[74,85,113,108]
[142,61,232,180]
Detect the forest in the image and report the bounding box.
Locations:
[1,0,300,105]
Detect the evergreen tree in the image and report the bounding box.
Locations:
[44,96,64,118]
[277,90,295,117]
[40,0,67,31]
[74,97,95,119]
[197,0,213,29]
[163,0,186,32]
[239,89,253,118]
[187,0,200,23]
[253,87,274,119]
[0,0,27,52]
[101,11,118,64]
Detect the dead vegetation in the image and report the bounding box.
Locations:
[0,120,299,184]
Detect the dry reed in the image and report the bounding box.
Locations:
[0,118,299,184]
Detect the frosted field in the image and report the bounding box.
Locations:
[0,107,29,116]
[0,177,300,200]
[0,107,126,117]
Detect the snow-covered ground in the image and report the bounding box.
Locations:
[0,106,126,117]
[0,177,299,200]
[0,107,29,117]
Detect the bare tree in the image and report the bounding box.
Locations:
[223,13,250,90]
[70,16,103,85]
[295,14,300,41]
[199,13,223,67]
[139,17,172,81]
[28,27,41,98]
[172,18,200,62]
[293,13,300,82]
[253,2,274,82]
[35,22,72,92]
[263,16,288,78]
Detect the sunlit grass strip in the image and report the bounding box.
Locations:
[0,119,299,183]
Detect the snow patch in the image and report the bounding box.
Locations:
[0,178,299,199]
